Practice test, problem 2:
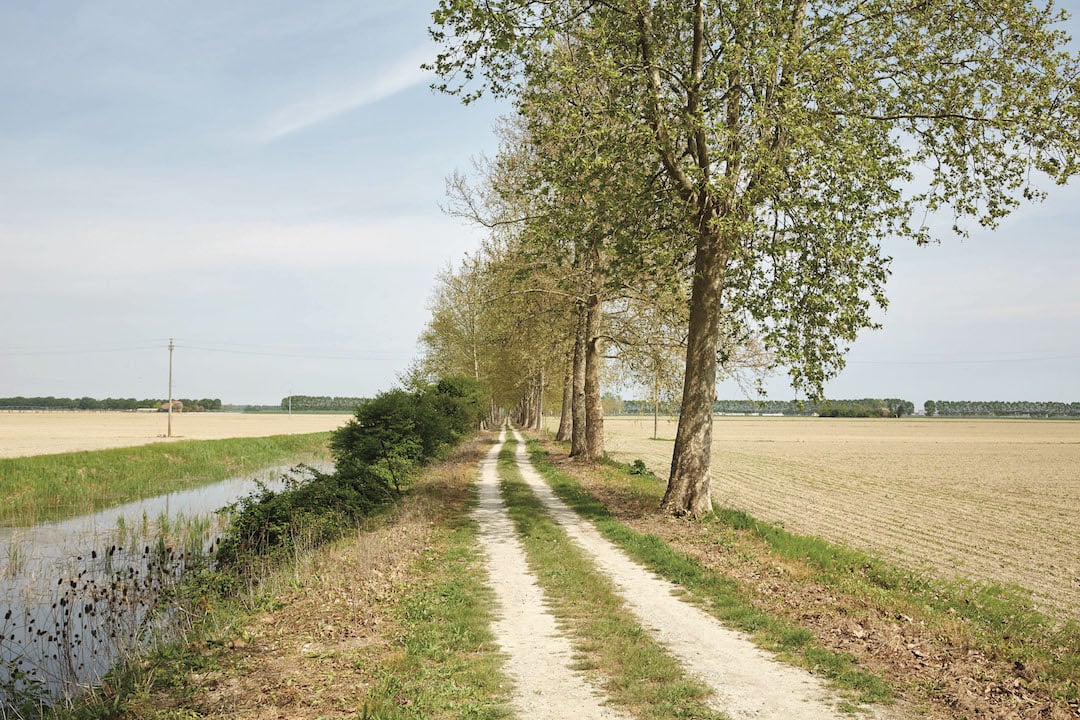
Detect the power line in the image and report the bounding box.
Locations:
[0,339,409,361]
[177,343,409,361]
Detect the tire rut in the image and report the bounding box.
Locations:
[506,429,901,720]
[473,430,629,720]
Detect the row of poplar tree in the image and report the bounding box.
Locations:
[415,1,1080,516]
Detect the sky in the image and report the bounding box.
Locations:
[0,1,1077,408]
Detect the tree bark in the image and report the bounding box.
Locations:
[583,292,604,462]
[570,302,588,457]
[662,227,726,517]
[535,369,544,430]
[555,349,574,441]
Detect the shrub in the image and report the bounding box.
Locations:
[216,376,489,570]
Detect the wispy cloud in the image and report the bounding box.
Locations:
[254,46,433,143]
[0,214,484,293]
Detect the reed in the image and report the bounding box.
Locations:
[3,535,26,579]
[0,501,227,715]
[0,433,331,525]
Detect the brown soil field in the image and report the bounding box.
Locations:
[0,410,349,458]
[599,416,1080,622]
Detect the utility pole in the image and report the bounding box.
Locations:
[167,338,174,438]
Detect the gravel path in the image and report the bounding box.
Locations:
[473,430,629,719]
[505,429,901,720]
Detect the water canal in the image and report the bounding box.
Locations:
[0,464,323,708]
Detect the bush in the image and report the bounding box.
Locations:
[216,376,489,570]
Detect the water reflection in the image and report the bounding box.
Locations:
[0,464,324,707]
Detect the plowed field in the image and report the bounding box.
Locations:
[601,416,1080,622]
[0,410,348,458]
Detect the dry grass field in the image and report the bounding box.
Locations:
[0,410,349,458]
[600,416,1080,621]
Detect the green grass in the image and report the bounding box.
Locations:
[359,464,512,719]
[527,441,894,706]
[498,440,726,719]
[361,524,513,719]
[711,506,1080,703]
[538,443,1080,708]
[0,433,332,524]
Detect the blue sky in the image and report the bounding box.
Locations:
[1,1,1077,407]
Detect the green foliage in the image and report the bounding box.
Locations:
[1,656,48,719]
[215,465,386,567]
[218,377,488,569]
[629,398,919,417]
[0,396,221,411]
[279,395,366,412]
[932,400,1080,418]
[430,0,1080,400]
[816,399,914,418]
[330,376,488,492]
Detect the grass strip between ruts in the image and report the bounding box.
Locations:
[497,439,727,720]
[524,439,894,709]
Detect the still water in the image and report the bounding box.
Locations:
[0,464,319,706]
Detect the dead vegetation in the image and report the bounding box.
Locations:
[103,439,486,719]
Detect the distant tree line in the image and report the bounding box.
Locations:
[280,396,367,412]
[0,396,221,411]
[622,398,916,418]
[925,400,1080,418]
[816,399,916,418]
[622,397,915,418]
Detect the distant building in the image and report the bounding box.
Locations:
[159,400,183,412]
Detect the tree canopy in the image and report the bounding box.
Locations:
[430,0,1080,516]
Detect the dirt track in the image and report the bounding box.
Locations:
[475,429,629,719]
[479,428,904,720]
[0,411,348,458]
[599,416,1080,621]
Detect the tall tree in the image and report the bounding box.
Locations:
[430,0,1080,516]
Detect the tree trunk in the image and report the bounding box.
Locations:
[555,349,574,441]
[584,292,605,462]
[535,369,544,430]
[662,227,726,518]
[570,302,588,457]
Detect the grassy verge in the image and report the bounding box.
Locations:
[359,480,512,719]
[0,433,332,524]
[710,507,1080,698]
[529,438,1080,718]
[497,439,725,719]
[526,441,893,707]
[49,437,511,720]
